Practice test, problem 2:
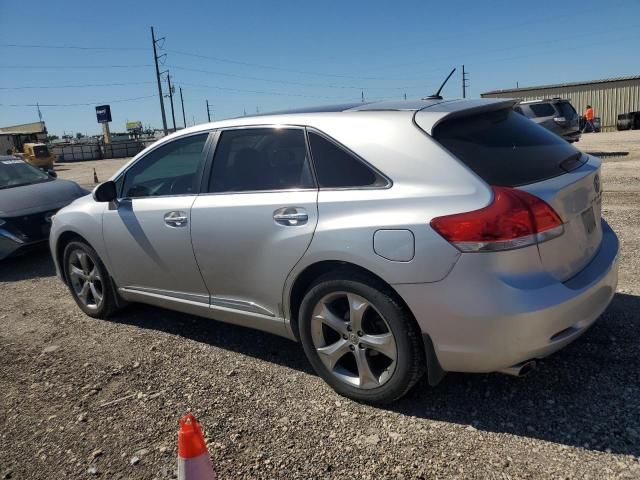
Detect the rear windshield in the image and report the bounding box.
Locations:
[528,103,556,117]
[556,102,577,119]
[33,145,50,158]
[433,108,581,186]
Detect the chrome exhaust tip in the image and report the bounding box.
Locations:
[498,360,537,377]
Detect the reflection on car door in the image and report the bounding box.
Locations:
[190,127,318,334]
[103,133,211,305]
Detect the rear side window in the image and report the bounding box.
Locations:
[528,103,556,117]
[307,131,386,188]
[208,128,314,192]
[433,108,581,187]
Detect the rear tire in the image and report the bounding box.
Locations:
[63,241,118,319]
[298,271,425,404]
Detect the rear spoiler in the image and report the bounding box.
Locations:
[414,99,518,135]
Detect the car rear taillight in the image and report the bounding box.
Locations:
[430,186,564,252]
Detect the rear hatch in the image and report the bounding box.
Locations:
[427,106,602,281]
[555,101,580,133]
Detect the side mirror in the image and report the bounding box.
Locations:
[47,169,58,178]
[92,180,117,203]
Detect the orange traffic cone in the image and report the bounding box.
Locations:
[178,413,217,480]
[93,168,99,184]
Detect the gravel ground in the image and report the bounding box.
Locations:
[1,131,639,479]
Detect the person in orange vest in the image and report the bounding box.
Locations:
[582,104,595,133]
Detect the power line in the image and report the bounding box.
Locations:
[0,64,152,69]
[168,64,424,91]
[0,81,154,90]
[0,43,146,51]
[165,49,397,81]
[0,95,156,107]
[180,81,353,100]
[356,23,640,76]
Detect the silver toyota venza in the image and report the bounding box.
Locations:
[50,99,619,404]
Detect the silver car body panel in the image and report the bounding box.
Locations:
[191,189,319,322]
[102,196,209,298]
[50,98,619,373]
[520,156,603,282]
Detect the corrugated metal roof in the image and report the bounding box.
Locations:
[482,75,640,96]
[0,121,46,135]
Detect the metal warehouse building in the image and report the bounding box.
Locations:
[481,75,640,132]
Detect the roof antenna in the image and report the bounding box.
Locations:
[423,68,456,100]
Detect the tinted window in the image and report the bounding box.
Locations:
[433,108,580,186]
[123,133,208,198]
[307,131,385,188]
[528,103,556,117]
[0,158,50,189]
[209,128,314,192]
[33,145,51,158]
[557,102,577,119]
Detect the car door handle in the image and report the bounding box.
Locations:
[273,207,308,226]
[164,211,188,227]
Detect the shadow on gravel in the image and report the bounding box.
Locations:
[106,292,639,456]
[587,151,629,158]
[109,304,314,375]
[0,249,55,282]
[391,292,640,457]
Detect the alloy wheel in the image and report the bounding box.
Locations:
[310,291,398,389]
[68,250,104,311]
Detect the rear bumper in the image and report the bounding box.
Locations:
[395,220,619,373]
[563,130,582,142]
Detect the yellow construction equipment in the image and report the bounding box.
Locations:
[21,143,56,170]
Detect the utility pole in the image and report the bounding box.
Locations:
[462,65,470,99]
[361,90,365,103]
[206,99,212,122]
[166,72,176,132]
[151,26,168,136]
[179,87,186,129]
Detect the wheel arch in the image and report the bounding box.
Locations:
[287,259,446,386]
[55,231,94,285]
[288,260,412,339]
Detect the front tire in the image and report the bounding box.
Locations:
[63,240,118,318]
[299,271,425,404]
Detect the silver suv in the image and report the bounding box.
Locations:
[50,99,619,404]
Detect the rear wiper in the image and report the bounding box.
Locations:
[560,153,587,173]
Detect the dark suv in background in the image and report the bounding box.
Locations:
[514,98,581,143]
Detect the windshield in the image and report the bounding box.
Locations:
[0,158,51,189]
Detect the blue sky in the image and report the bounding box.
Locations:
[1,0,638,136]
